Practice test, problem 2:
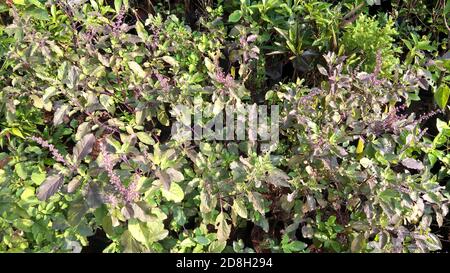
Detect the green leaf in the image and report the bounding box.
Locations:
[204,57,215,72]
[13,219,34,232]
[136,132,155,145]
[90,0,99,11]
[228,10,242,23]
[20,187,35,202]
[31,95,44,109]
[13,0,26,5]
[161,182,184,203]
[256,216,269,232]
[287,241,307,252]
[195,236,210,246]
[136,21,148,41]
[99,94,115,114]
[43,86,57,102]
[379,189,398,202]
[0,4,8,13]
[11,128,24,139]
[356,137,365,154]
[128,219,168,248]
[67,199,88,226]
[157,108,170,126]
[215,212,231,242]
[128,219,148,246]
[208,240,226,253]
[162,56,179,68]
[213,98,224,115]
[436,118,450,133]
[31,171,46,185]
[135,109,145,126]
[15,162,27,179]
[128,61,146,78]
[445,0,450,14]
[232,198,248,219]
[25,7,49,20]
[114,0,122,13]
[28,0,45,8]
[146,221,169,243]
[435,84,450,110]
[360,157,372,168]
[428,152,438,167]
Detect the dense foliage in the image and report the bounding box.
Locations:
[1,0,450,253]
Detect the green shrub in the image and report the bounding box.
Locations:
[0,0,449,254]
[342,14,400,76]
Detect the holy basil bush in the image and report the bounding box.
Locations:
[0,0,449,253]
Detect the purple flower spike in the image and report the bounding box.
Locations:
[29,136,67,165]
[100,141,138,204]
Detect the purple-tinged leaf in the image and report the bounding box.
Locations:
[156,169,171,190]
[86,182,103,208]
[67,65,79,89]
[401,158,424,170]
[306,195,317,212]
[67,176,81,193]
[73,133,96,164]
[131,201,154,222]
[53,104,69,126]
[120,230,146,253]
[267,168,291,188]
[75,122,91,141]
[351,233,366,253]
[36,174,64,201]
[301,225,314,239]
[317,65,328,76]
[121,204,134,220]
[248,192,265,214]
[247,34,257,42]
